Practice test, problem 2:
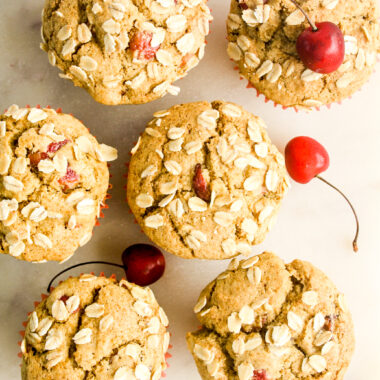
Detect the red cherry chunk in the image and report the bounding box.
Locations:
[29,152,49,167]
[296,22,345,74]
[58,167,79,189]
[253,369,268,380]
[122,244,165,287]
[193,164,211,202]
[285,136,329,184]
[130,31,159,60]
[238,1,249,10]
[47,139,70,154]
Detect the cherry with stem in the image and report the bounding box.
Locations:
[316,176,359,252]
[285,136,359,253]
[289,0,317,31]
[47,244,166,292]
[288,0,345,74]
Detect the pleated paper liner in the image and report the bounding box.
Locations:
[3,104,113,260]
[230,58,379,112]
[18,272,172,377]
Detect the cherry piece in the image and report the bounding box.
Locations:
[58,167,80,189]
[130,31,159,60]
[285,136,359,252]
[122,244,165,287]
[193,164,211,202]
[290,0,344,73]
[47,139,70,154]
[29,152,49,167]
[238,1,249,10]
[324,315,337,331]
[253,370,268,380]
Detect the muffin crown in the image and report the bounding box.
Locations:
[22,275,170,380]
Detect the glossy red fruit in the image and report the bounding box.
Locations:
[297,22,345,74]
[285,136,329,184]
[122,244,165,286]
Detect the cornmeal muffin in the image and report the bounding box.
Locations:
[0,105,117,262]
[187,252,355,380]
[227,0,380,109]
[41,0,212,105]
[127,101,290,260]
[21,274,170,380]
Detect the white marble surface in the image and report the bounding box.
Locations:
[0,1,379,379]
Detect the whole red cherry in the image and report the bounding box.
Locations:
[297,22,345,74]
[289,0,344,74]
[122,244,165,286]
[285,136,329,184]
[285,136,359,252]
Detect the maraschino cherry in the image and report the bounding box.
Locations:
[47,244,165,292]
[285,136,359,252]
[290,0,345,73]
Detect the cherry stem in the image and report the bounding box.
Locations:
[47,261,124,293]
[289,0,318,31]
[316,176,359,253]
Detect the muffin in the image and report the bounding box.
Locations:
[41,0,212,105]
[0,105,117,262]
[127,101,290,260]
[226,0,380,109]
[187,252,355,380]
[21,274,170,380]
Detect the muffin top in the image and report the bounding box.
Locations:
[227,0,380,109]
[0,105,117,262]
[22,275,170,380]
[127,101,290,260]
[187,252,355,380]
[41,0,212,105]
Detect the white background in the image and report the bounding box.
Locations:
[0,1,379,379]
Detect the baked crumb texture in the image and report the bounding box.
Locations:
[127,101,290,260]
[227,0,380,109]
[187,252,355,380]
[21,275,170,380]
[41,0,212,105]
[0,105,117,262]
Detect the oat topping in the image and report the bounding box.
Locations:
[188,252,355,379]
[41,0,212,105]
[24,276,169,377]
[0,107,116,262]
[127,101,289,260]
[227,0,380,108]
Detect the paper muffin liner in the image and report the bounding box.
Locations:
[230,59,379,112]
[18,271,172,376]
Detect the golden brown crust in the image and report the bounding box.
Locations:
[227,0,380,109]
[21,275,170,380]
[127,101,290,260]
[187,252,355,379]
[0,106,116,262]
[41,0,212,105]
